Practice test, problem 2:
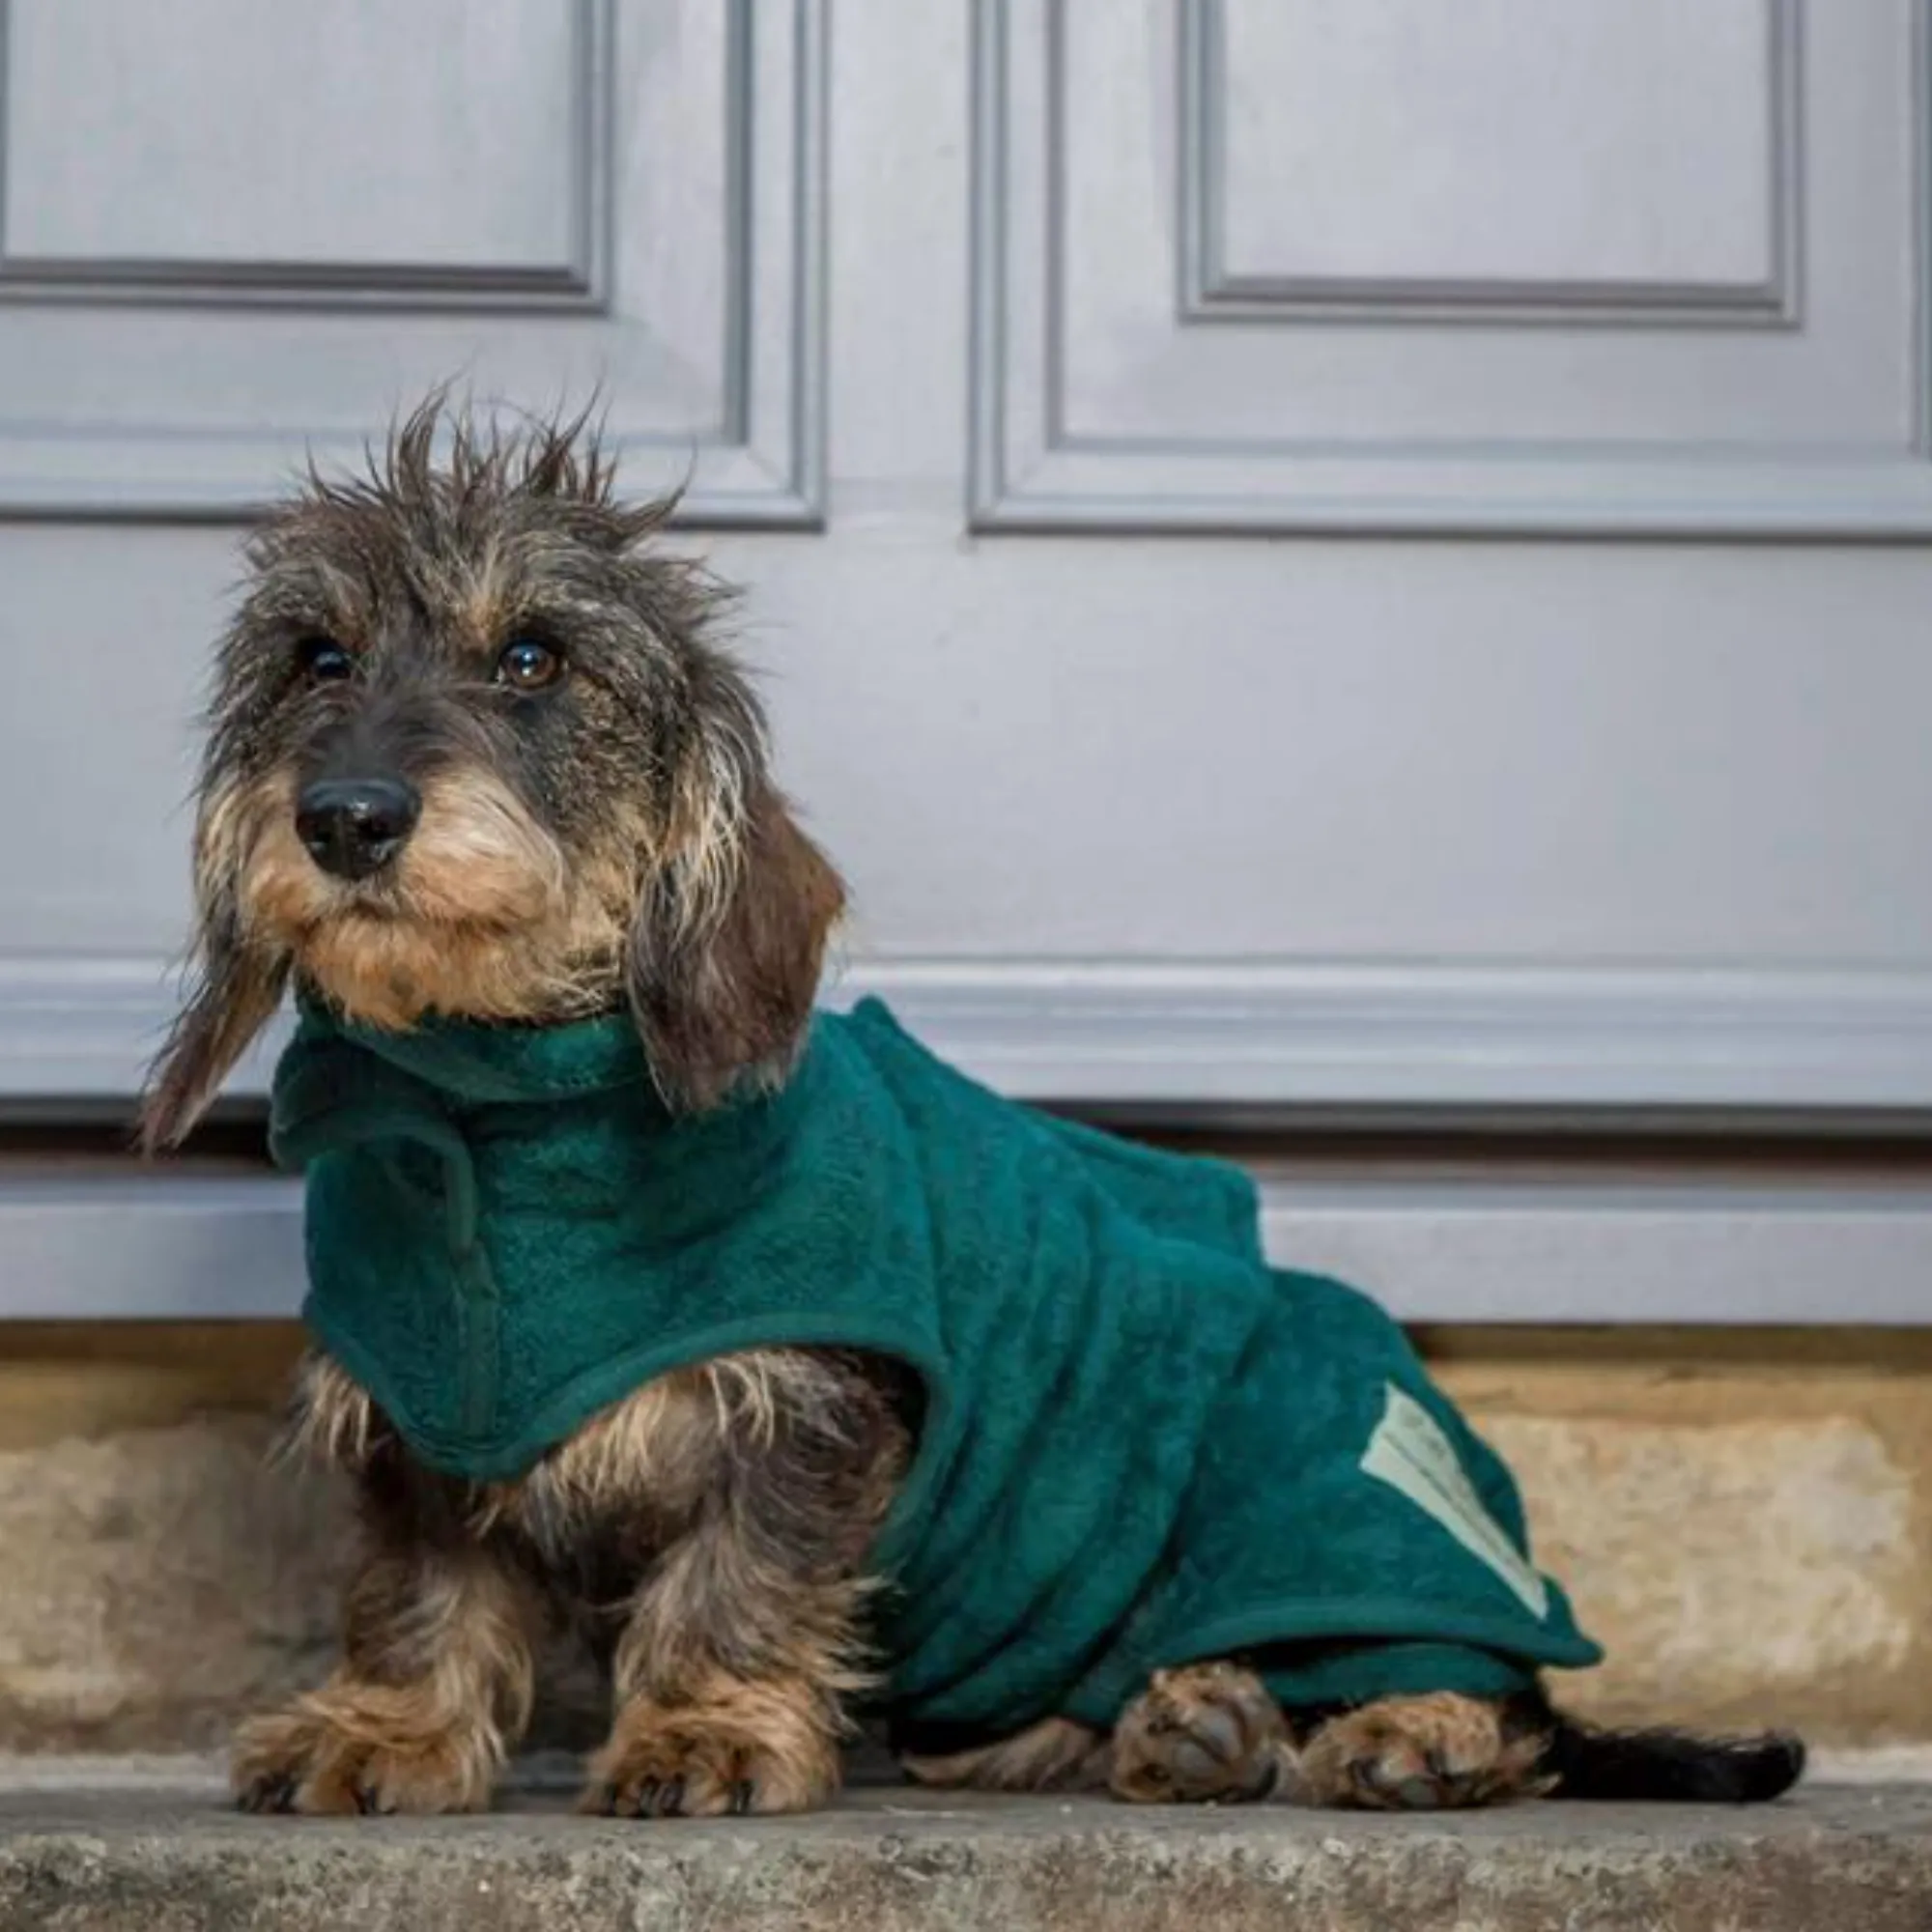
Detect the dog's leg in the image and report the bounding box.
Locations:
[583,1520,868,1819]
[901,1719,1111,1794]
[582,1356,907,1819]
[231,1535,538,1816]
[1296,1691,1549,1809]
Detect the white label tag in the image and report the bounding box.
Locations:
[1360,1382,1550,1620]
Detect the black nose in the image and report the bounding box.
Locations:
[295,777,421,880]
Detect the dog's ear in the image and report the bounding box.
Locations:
[138,805,290,1153]
[626,779,845,1113]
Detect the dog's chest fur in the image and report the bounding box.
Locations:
[293,1345,912,1633]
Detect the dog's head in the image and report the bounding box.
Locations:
[140,399,842,1150]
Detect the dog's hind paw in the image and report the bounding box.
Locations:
[1109,1662,1293,1804]
[1298,1691,1550,1810]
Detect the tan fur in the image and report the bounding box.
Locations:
[1109,1662,1296,1804]
[281,1351,378,1471]
[552,1352,898,1818]
[136,772,293,1150]
[902,1718,1109,1795]
[289,1348,863,1548]
[1297,1690,1551,1810]
[454,538,513,652]
[606,1512,878,1712]
[232,765,610,1031]
[476,1366,725,1534]
[659,715,755,958]
[276,1346,901,1818]
[137,949,286,1152]
[195,769,274,897]
[476,1349,846,1539]
[214,770,308,936]
[585,1669,842,1817]
[1104,1672,1553,1810]
[581,1358,895,1817]
[387,768,568,929]
[233,1545,538,1815]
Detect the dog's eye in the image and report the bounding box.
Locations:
[496,637,564,693]
[297,638,355,684]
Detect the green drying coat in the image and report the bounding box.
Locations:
[270,995,1602,1739]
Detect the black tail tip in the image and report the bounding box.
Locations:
[1716,1730,1807,1804]
[1548,1721,1806,1804]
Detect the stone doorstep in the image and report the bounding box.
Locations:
[0,1766,1929,1932]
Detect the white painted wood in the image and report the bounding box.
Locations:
[979,0,1925,531]
[24,953,1932,1117]
[1214,0,1778,298]
[1257,1177,1932,1325]
[0,0,1928,1321]
[0,1173,307,1321]
[7,0,580,271]
[0,0,824,523]
[14,532,1932,1118]
[6,1163,1928,1324]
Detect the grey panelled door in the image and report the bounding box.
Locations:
[3,0,1932,1127]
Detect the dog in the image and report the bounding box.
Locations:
[141,399,1804,1819]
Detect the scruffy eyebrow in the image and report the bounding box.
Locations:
[247,557,372,636]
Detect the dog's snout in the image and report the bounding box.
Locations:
[296,777,421,881]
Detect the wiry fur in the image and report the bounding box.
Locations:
[901,1718,1111,1796]
[140,392,835,1150]
[232,1488,540,1816]
[150,397,1804,1818]
[251,1342,909,1818]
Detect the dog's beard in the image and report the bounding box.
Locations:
[224,769,627,1029]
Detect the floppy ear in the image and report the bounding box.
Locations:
[138,804,291,1152]
[626,781,845,1113]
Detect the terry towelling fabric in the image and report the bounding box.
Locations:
[270,995,1602,1737]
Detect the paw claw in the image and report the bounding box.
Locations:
[238,1773,296,1816]
[1182,1700,1245,1770]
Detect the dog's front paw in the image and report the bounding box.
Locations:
[1110,1662,1293,1804]
[231,1693,498,1816]
[584,1683,838,1818]
[1298,1692,1548,1810]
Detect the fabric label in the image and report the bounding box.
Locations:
[1360,1382,1549,1619]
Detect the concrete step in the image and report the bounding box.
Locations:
[0,1765,1927,1932]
